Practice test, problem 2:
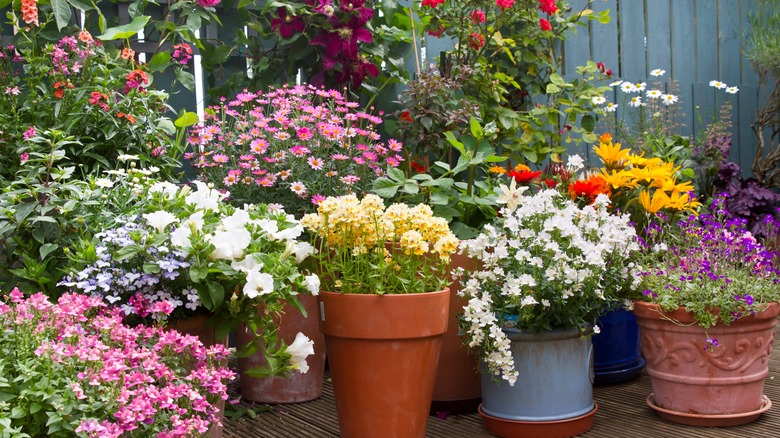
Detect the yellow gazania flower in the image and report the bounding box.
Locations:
[627,153,664,169]
[489,165,507,175]
[593,139,630,168]
[667,190,702,213]
[629,166,671,184]
[600,169,638,190]
[638,189,671,213]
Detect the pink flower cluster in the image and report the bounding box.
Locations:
[0,289,234,437]
[186,83,403,214]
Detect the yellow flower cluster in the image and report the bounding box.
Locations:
[301,194,459,262]
[594,133,701,214]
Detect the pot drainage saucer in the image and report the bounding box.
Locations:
[646,393,771,427]
[478,403,598,438]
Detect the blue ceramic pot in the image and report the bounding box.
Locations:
[592,307,645,385]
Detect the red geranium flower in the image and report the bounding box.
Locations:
[496,0,515,11]
[471,9,486,23]
[400,110,413,122]
[468,33,485,49]
[538,0,558,14]
[539,18,552,31]
[506,169,542,184]
[421,0,445,8]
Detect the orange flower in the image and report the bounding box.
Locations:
[53,81,73,99]
[489,165,507,175]
[568,175,611,204]
[599,132,612,143]
[21,0,38,26]
[513,163,531,172]
[78,30,93,42]
[121,47,136,60]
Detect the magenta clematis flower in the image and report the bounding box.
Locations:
[271,7,305,39]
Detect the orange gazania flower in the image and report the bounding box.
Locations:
[568,174,611,204]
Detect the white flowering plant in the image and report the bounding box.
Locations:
[62,179,321,377]
[457,189,640,384]
[301,194,459,294]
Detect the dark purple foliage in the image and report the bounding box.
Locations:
[715,160,780,241]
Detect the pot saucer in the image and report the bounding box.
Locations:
[594,357,646,386]
[646,394,771,427]
[478,403,598,438]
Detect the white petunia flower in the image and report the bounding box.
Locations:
[286,332,315,374]
[243,268,275,298]
[304,274,320,296]
[143,211,178,233]
[209,227,251,260]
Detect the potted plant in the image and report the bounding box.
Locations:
[0,289,235,436]
[301,193,458,438]
[61,178,320,403]
[457,187,638,437]
[185,84,403,402]
[632,194,780,426]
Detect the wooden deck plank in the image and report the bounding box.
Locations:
[223,328,780,437]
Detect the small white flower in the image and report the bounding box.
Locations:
[628,96,643,108]
[593,324,601,334]
[634,82,647,92]
[591,96,606,105]
[646,89,663,99]
[95,178,113,188]
[620,82,637,93]
[304,274,320,296]
[286,332,315,374]
[117,154,139,161]
[566,154,585,172]
[143,211,178,233]
[604,102,618,112]
[609,80,623,87]
[661,94,679,106]
[293,242,314,263]
[243,268,274,298]
[650,69,665,77]
[709,80,727,89]
[209,228,251,260]
[726,86,739,94]
[496,179,529,213]
[290,181,307,195]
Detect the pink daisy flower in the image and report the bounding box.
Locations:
[311,194,326,205]
[212,154,229,164]
[308,156,325,170]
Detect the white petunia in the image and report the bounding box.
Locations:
[143,211,178,233]
[304,274,320,296]
[287,332,315,374]
[209,228,251,260]
[243,268,275,298]
[293,242,314,264]
[222,208,251,231]
[149,181,180,198]
[186,181,226,211]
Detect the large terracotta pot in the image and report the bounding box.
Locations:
[431,252,482,414]
[479,327,597,437]
[634,301,779,426]
[168,314,228,438]
[235,294,326,403]
[319,289,449,438]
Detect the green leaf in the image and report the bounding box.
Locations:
[546,83,561,94]
[148,52,171,72]
[176,70,196,91]
[581,114,595,133]
[469,117,483,140]
[98,16,151,41]
[550,73,565,86]
[39,243,58,260]
[403,181,419,195]
[484,155,509,163]
[372,178,400,198]
[113,245,141,262]
[174,111,199,128]
[208,281,225,309]
[386,166,406,182]
[15,202,36,223]
[51,0,72,31]
[443,131,467,157]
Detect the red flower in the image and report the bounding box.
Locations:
[421,0,445,7]
[468,33,485,49]
[53,81,73,99]
[568,175,610,204]
[596,61,606,73]
[544,178,557,188]
[400,110,413,122]
[428,26,445,37]
[538,0,558,14]
[411,161,427,173]
[270,7,305,39]
[506,169,542,184]
[495,0,515,11]
[539,18,552,31]
[471,9,486,23]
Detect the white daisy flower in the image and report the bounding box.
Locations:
[604,102,618,112]
[634,82,647,92]
[709,80,727,89]
[650,69,665,77]
[661,94,679,105]
[290,181,307,195]
[609,80,623,87]
[646,89,663,99]
[726,86,739,94]
[620,82,637,93]
[628,96,643,107]
[591,96,606,105]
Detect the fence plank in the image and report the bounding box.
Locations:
[589,0,619,73]
[741,0,760,85]
[618,0,647,79]
[646,0,671,72]
[695,0,719,82]
[737,83,758,174]
[562,0,593,76]
[670,0,696,137]
[718,0,742,87]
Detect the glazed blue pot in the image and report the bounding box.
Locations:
[592,307,645,385]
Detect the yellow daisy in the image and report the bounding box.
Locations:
[593,139,630,168]
[638,190,671,213]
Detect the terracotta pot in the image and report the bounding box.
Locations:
[430,252,482,414]
[319,289,449,438]
[235,294,326,403]
[168,314,228,438]
[634,301,779,426]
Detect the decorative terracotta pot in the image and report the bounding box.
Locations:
[633,301,779,426]
[235,293,326,403]
[319,289,449,438]
[430,252,482,414]
[168,314,227,438]
[479,327,597,437]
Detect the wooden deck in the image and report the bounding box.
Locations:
[222,335,780,437]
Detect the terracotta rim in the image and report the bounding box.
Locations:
[478,403,598,437]
[646,394,771,427]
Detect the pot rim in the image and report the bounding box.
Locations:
[632,300,780,324]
